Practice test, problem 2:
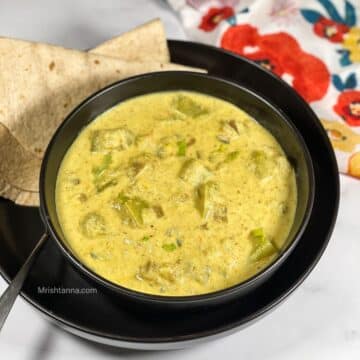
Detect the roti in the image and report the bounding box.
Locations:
[90,19,170,63]
[0,21,204,206]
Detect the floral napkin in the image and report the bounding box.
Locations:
[167,0,360,178]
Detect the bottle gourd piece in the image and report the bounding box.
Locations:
[249,228,279,262]
[90,127,135,152]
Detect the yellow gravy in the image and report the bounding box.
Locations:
[56,91,297,296]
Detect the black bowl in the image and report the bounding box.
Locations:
[39,71,314,310]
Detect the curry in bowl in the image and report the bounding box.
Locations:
[56,91,297,296]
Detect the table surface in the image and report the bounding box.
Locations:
[1,1,359,359]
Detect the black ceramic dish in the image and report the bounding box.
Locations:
[39,71,314,310]
[0,40,339,349]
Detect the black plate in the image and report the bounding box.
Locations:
[0,40,339,350]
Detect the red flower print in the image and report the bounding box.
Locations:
[221,24,330,102]
[313,17,350,43]
[199,7,235,32]
[334,91,360,126]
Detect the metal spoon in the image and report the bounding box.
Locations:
[0,233,48,331]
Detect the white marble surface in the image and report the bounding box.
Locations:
[0,1,359,358]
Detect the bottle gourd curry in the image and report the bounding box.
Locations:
[56,91,297,296]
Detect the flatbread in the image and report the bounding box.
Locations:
[90,19,170,63]
[0,37,198,158]
[0,35,203,206]
[0,123,40,205]
[0,180,38,206]
[0,123,40,191]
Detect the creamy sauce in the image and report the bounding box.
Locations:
[56,91,297,296]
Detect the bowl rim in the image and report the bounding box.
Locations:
[39,70,315,304]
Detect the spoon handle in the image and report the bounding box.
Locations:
[0,233,48,331]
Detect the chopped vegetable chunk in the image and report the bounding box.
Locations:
[177,140,187,156]
[113,193,149,227]
[93,153,112,176]
[172,95,208,118]
[196,182,227,222]
[80,212,107,238]
[179,159,213,186]
[249,228,278,262]
[162,243,177,252]
[196,181,217,220]
[216,120,246,144]
[157,135,181,158]
[92,153,119,192]
[250,150,272,179]
[127,153,156,179]
[226,151,240,162]
[137,261,178,287]
[91,127,135,152]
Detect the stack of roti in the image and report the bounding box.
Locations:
[0,19,202,206]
